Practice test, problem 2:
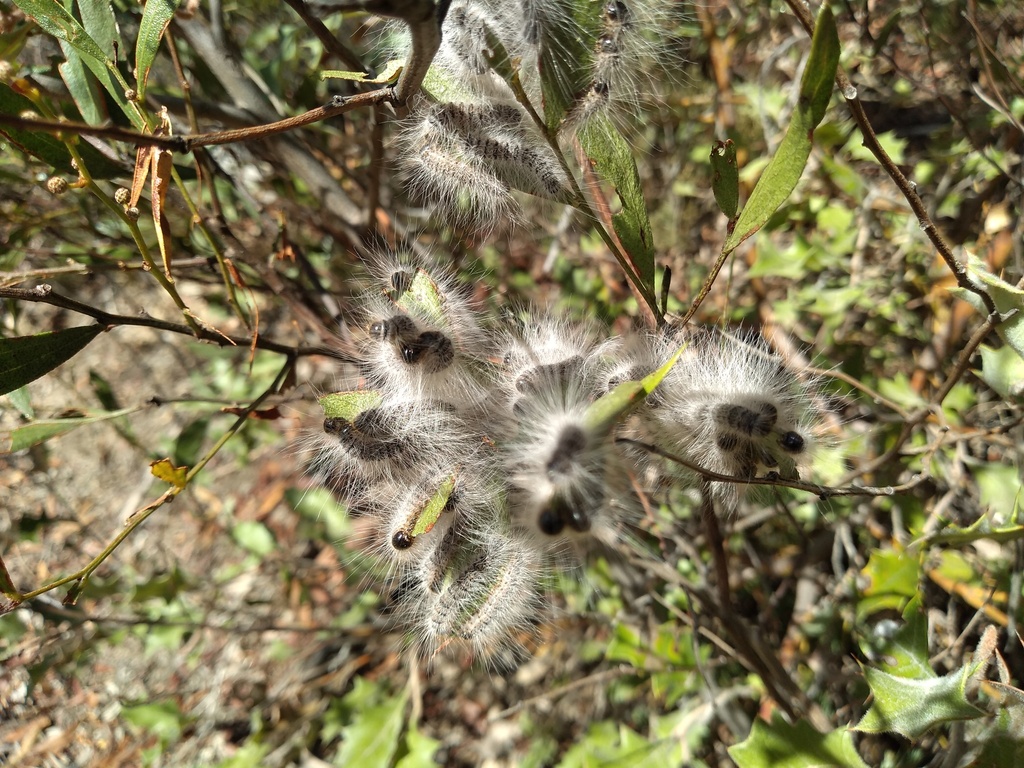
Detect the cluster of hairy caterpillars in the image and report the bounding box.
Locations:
[311,257,820,667]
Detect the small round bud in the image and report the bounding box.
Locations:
[125,206,140,221]
[113,188,130,205]
[70,158,79,172]
[0,61,14,82]
[125,88,137,101]
[46,176,68,195]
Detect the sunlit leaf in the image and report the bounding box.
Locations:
[577,115,656,297]
[979,344,1024,399]
[395,728,442,768]
[334,679,409,768]
[722,4,839,255]
[3,407,138,452]
[729,712,869,768]
[854,665,984,739]
[135,0,179,101]
[319,390,383,420]
[0,324,105,397]
[409,473,457,538]
[584,344,684,436]
[150,457,187,488]
[122,700,188,746]
[322,60,403,84]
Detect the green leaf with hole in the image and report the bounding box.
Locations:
[319,390,383,420]
[585,344,684,436]
[729,712,868,768]
[393,268,450,329]
[3,407,138,452]
[578,115,656,296]
[722,4,839,255]
[135,0,179,100]
[0,324,105,397]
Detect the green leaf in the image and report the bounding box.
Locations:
[322,60,403,84]
[173,417,209,469]
[557,721,675,768]
[121,700,188,746]
[231,520,276,557]
[537,0,592,131]
[710,139,739,220]
[13,0,109,63]
[59,43,107,125]
[135,0,179,101]
[729,712,869,768]
[584,344,684,436]
[722,4,839,255]
[394,728,442,768]
[334,681,409,768]
[392,268,450,330]
[409,473,457,538]
[980,344,1024,399]
[854,665,984,739]
[0,324,91,397]
[5,387,33,419]
[577,115,656,295]
[857,548,920,618]
[950,253,1024,361]
[77,0,121,59]
[319,390,383,420]
[3,407,137,452]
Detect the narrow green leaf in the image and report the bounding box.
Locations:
[710,139,739,220]
[6,387,34,419]
[135,0,179,101]
[584,344,684,436]
[537,0,593,131]
[577,115,656,294]
[319,390,383,420]
[11,0,143,128]
[409,473,457,538]
[59,43,106,124]
[0,324,105,397]
[13,0,109,62]
[729,712,869,768]
[77,0,121,59]
[722,4,839,254]
[3,407,138,452]
[322,61,402,84]
[334,683,409,768]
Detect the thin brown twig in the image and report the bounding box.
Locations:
[617,438,927,499]
[0,284,354,362]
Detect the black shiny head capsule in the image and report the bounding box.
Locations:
[780,431,805,453]
[391,530,414,550]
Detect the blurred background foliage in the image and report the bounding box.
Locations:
[1,0,1023,765]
